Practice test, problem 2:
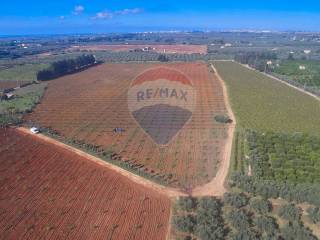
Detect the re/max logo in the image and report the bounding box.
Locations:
[136,88,188,102]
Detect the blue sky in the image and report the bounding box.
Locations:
[1,0,320,35]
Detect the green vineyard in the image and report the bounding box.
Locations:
[213,61,320,135]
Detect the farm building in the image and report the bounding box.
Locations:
[299,65,306,70]
[1,92,14,100]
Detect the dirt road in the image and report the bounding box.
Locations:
[191,64,236,196]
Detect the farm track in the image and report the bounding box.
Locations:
[192,64,236,196]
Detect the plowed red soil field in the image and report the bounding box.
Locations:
[0,128,171,240]
[69,44,207,54]
[26,62,229,188]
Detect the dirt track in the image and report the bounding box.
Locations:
[191,64,236,196]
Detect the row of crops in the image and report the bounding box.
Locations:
[26,63,229,188]
[93,51,231,63]
[213,61,320,134]
[214,61,320,207]
[0,128,171,240]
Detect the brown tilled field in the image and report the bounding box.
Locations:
[69,44,207,54]
[0,128,171,240]
[26,62,229,188]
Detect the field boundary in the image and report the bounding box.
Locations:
[16,127,187,198]
[191,64,236,196]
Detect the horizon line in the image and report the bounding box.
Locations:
[1,29,320,38]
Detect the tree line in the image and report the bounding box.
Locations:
[230,172,320,207]
[234,51,278,72]
[37,54,97,81]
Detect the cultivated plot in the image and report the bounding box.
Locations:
[0,128,171,240]
[213,61,320,134]
[26,62,229,188]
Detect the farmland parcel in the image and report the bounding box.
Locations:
[26,62,230,188]
[0,128,170,239]
[213,61,320,134]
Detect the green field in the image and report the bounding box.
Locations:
[214,61,320,135]
[0,83,47,125]
[273,60,320,89]
[0,64,48,81]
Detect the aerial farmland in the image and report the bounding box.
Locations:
[1,30,320,240]
[25,62,231,189]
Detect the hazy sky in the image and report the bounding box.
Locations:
[1,0,320,35]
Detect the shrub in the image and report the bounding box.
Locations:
[172,215,196,234]
[214,115,232,124]
[176,197,197,212]
[254,215,278,235]
[195,197,226,240]
[158,54,169,62]
[278,204,302,222]
[196,224,225,240]
[226,209,251,230]
[249,198,272,214]
[307,206,320,224]
[224,192,249,208]
[281,221,317,240]
[230,229,260,240]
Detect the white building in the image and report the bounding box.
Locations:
[299,65,306,70]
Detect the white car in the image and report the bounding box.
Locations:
[30,127,40,134]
